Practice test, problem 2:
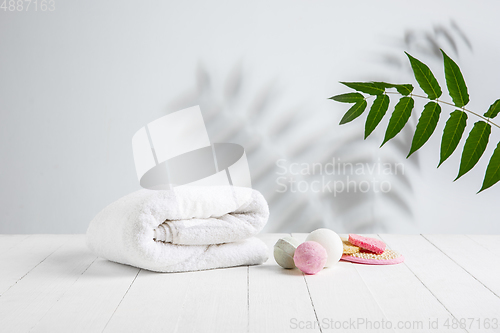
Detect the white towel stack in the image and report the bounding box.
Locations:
[86,186,269,272]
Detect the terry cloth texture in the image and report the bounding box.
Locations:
[86,186,269,272]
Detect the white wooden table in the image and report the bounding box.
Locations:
[0,234,499,333]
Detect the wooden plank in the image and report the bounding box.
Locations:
[293,233,395,333]
[29,258,140,333]
[466,235,500,257]
[103,269,195,332]
[351,234,458,332]
[0,234,31,252]
[424,234,500,297]
[168,266,247,333]
[2,233,497,333]
[381,234,500,333]
[249,233,320,333]
[293,233,458,332]
[104,255,248,332]
[0,235,97,332]
[0,234,70,295]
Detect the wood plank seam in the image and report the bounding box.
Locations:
[354,235,403,329]
[0,240,67,297]
[170,273,197,333]
[378,234,467,333]
[345,258,395,329]
[465,235,500,258]
[27,256,99,332]
[77,257,99,277]
[421,234,500,299]
[302,275,323,333]
[352,233,449,332]
[291,233,323,333]
[250,233,317,333]
[102,268,142,333]
[2,235,32,253]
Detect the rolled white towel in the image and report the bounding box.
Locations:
[86,186,269,272]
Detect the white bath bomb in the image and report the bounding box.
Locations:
[274,236,301,269]
[306,228,343,267]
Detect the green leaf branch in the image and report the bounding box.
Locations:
[330,49,500,193]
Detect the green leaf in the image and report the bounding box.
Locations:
[394,84,414,96]
[339,100,368,125]
[455,121,491,180]
[373,82,414,96]
[479,141,500,193]
[441,49,469,107]
[329,92,365,103]
[381,97,414,146]
[484,99,500,119]
[365,94,390,139]
[407,102,441,157]
[439,110,468,167]
[405,52,442,100]
[340,82,385,95]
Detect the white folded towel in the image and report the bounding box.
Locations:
[86,186,269,272]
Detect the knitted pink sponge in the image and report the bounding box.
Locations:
[341,250,404,265]
[348,234,386,254]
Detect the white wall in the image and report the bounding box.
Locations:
[1,0,499,233]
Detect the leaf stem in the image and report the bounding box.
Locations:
[384,91,500,129]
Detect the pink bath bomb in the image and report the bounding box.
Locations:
[293,241,328,275]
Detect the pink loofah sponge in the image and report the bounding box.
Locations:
[341,249,404,265]
[348,234,386,254]
[293,241,328,275]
